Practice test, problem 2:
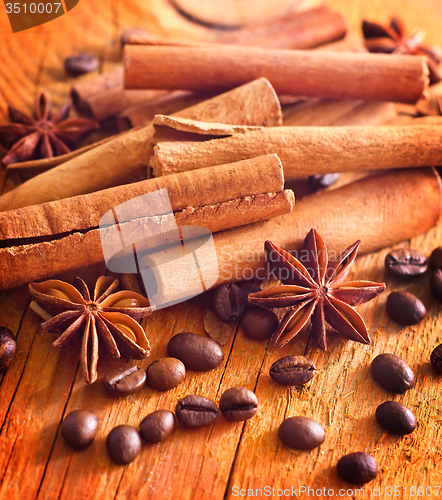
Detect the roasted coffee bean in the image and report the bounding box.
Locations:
[308,173,339,191]
[386,291,426,325]
[430,343,442,373]
[106,425,142,465]
[120,27,150,46]
[371,353,415,394]
[375,401,416,435]
[241,308,279,341]
[385,248,427,277]
[219,387,258,421]
[146,357,186,391]
[61,410,99,450]
[103,364,146,396]
[238,280,262,310]
[167,332,224,371]
[64,53,98,76]
[175,395,219,428]
[430,269,442,302]
[337,452,377,484]
[270,355,316,386]
[213,283,246,322]
[0,327,16,372]
[429,246,442,269]
[278,416,325,450]
[139,410,175,443]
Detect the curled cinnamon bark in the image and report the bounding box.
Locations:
[124,45,429,104]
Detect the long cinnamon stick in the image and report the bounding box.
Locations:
[139,168,442,299]
[0,78,281,212]
[151,118,442,177]
[124,45,429,104]
[0,155,293,291]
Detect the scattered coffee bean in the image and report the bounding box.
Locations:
[237,280,262,310]
[61,410,99,450]
[429,246,442,269]
[384,248,427,277]
[213,283,246,322]
[375,401,416,435]
[430,343,442,373]
[386,291,426,325]
[270,355,316,386]
[337,452,378,484]
[106,425,142,465]
[146,357,185,391]
[308,173,339,191]
[167,332,224,371]
[103,364,146,396]
[278,416,325,450]
[0,327,16,372]
[241,308,279,341]
[139,410,175,443]
[120,27,150,46]
[371,353,415,394]
[219,387,258,421]
[430,269,442,302]
[175,395,219,428]
[64,53,98,76]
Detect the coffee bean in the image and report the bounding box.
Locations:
[103,364,146,396]
[241,308,279,341]
[385,248,427,277]
[146,357,185,391]
[308,173,339,191]
[139,410,175,443]
[337,452,377,484]
[175,395,219,428]
[430,269,442,302]
[430,343,442,373]
[0,327,16,372]
[375,401,416,435]
[120,27,150,46]
[270,355,316,386]
[371,353,415,394]
[64,53,98,76]
[386,291,426,325]
[213,283,246,322]
[429,246,442,269]
[167,332,224,371]
[278,416,325,450]
[106,425,142,465]
[61,410,99,450]
[219,387,258,421]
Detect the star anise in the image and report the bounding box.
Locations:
[0,92,99,165]
[29,276,152,383]
[362,17,442,85]
[248,228,385,351]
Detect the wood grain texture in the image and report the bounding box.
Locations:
[1,1,442,500]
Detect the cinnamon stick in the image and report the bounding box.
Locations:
[0,155,293,291]
[0,78,281,212]
[138,168,442,299]
[71,68,168,121]
[127,5,346,50]
[151,118,442,178]
[124,45,429,104]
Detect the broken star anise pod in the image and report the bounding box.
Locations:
[248,228,385,351]
[29,276,152,384]
[0,92,99,165]
[362,17,442,85]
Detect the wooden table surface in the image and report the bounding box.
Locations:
[1,1,442,499]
